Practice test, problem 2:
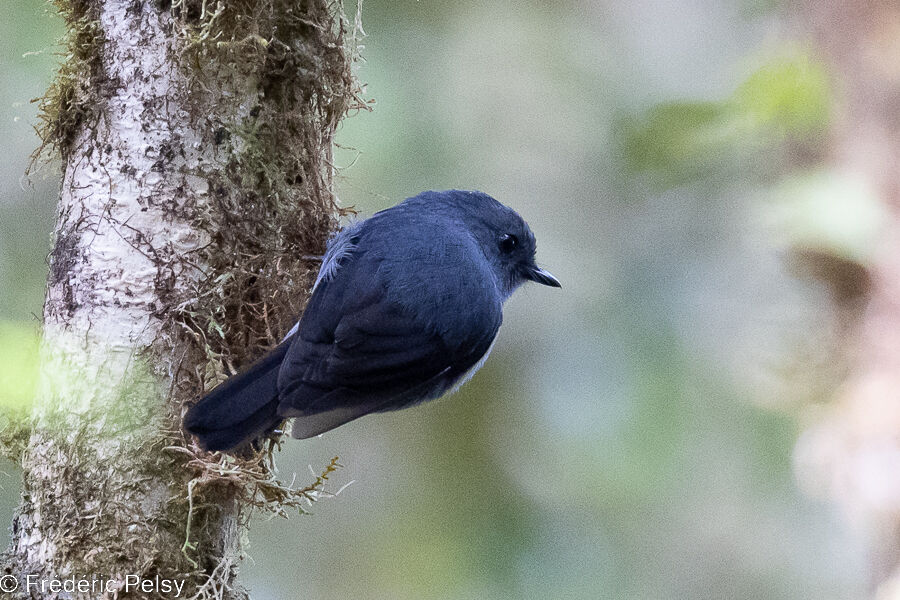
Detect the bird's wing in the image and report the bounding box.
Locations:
[277,244,500,436]
[286,366,453,439]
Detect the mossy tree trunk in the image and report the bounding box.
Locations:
[2,1,359,598]
[793,2,900,597]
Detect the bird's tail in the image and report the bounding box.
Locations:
[183,342,290,451]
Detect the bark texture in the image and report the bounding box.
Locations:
[2,1,359,598]
[792,2,900,597]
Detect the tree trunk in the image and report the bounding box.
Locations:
[1,1,359,598]
[792,2,900,597]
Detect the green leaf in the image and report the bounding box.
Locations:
[622,101,737,185]
[734,47,831,137]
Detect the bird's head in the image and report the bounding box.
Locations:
[421,190,561,299]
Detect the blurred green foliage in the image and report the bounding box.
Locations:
[624,48,830,188]
[624,101,738,186]
[735,48,830,137]
[0,322,40,413]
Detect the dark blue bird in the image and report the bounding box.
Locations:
[184,190,560,451]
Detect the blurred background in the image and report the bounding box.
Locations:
[3,0,895,598]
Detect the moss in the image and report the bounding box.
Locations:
[159,0,367,367]
[0,415,30,463]
[170,0,365,358]
[159,1,368,593]
[31,1,106,167]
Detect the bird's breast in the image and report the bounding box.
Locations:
[446,337,497,396]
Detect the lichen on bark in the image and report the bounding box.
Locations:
[3,0,364,598]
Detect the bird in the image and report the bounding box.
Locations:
[183,189,560,451]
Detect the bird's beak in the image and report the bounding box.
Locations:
[525,265,561,288]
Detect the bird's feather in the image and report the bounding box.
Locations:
[276,216,501,434]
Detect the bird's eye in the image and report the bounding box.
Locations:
[499,233,518,253]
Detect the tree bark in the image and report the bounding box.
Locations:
[792,2,900,597]
[2,1,359,598]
